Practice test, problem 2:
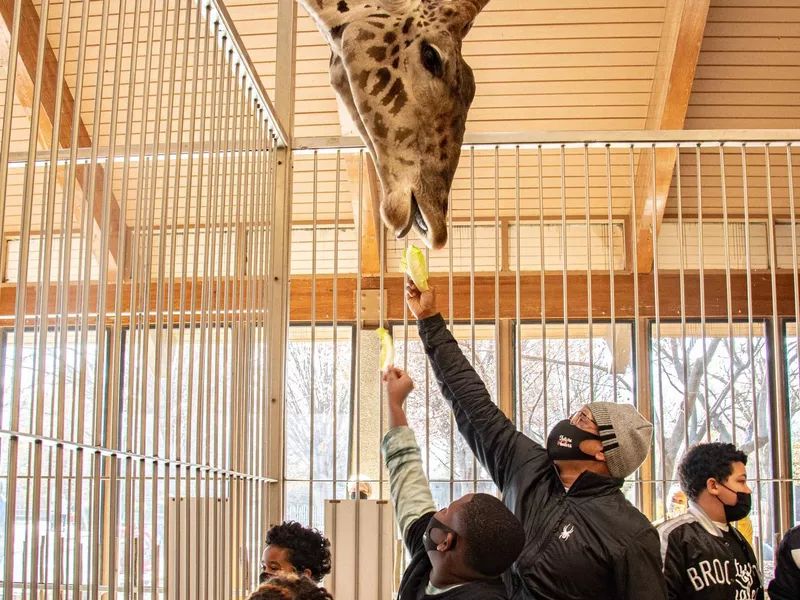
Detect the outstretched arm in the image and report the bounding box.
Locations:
[407,284,548,491]
[381,369,436,542]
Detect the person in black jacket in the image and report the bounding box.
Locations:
[382,367,526,599]
[769,525,800,599]
[657,443,764,600]
[405,284,667,600]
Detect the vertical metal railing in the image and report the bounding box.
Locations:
[0,0,286,597]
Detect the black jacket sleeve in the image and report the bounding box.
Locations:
[660,529,686,600]
[404,511,436,556]
[613,527,668,600]
[417,314,547,491]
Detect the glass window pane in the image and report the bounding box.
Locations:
[517,323,635,445]
[652,321,774,575]
[285,325,354,489]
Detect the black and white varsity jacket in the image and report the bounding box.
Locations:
[657,503,764,600]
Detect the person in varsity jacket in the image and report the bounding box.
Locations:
[658,443,763,600]
[381,367,525,600]
[768,525,800,600]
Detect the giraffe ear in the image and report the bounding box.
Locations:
[447,0,490,38]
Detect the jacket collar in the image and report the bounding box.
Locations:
[688,501,724,537]
[553,466,625,498]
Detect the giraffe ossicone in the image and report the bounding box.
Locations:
[296,0,490,249]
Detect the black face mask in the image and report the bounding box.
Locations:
[423,516,458,553]
[546,419,603,462]
[718,484,752,522]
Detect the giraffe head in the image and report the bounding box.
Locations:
[305,0,489,249]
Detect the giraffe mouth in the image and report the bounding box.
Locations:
[397,192,426,239]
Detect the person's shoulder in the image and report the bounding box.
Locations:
[609,492,661,532]
[656,512,700,546]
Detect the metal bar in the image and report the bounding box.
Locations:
[584,145,594,402]
[333,150,341,501]
[310,150,318,522]
[605,145,617,401]
[514,147,523,432]
[719,146,737,446]
[494,146,501,424]
[560,146,570,416]
[293,130,800,151]
[787,144,800,535]
[740,145,765,566]
[651,145,667,515]
[353,149,364,600]
[628,146,642,506]
[470,146,477,492]
[448,188,454,503]
[676,151,690,454]
[697,145,711,442]
[539,146,548,440]
[0,0,23,279]
[766,146,792,537]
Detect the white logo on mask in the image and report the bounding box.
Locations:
[557,435,573,449]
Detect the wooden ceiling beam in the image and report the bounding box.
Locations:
[632,0,711,273]
[0,0,131,274]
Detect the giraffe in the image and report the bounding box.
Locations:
[295,0,490,249]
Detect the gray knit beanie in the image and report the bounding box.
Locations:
[587,402,653,479]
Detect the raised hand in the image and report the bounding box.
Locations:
[405,283,437,321]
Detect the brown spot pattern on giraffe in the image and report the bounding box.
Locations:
[370,68,392,96]
[367,46,387,62]
[374,113,389,140]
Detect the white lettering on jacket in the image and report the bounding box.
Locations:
[685,559,758,599]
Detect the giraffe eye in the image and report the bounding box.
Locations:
[421,42,443,78]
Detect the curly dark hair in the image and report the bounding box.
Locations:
[678,443,748,501]
[265,521,332,583]
[459,493,525,578]
[248,575,334,600]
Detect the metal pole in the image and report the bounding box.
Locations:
[719,146,737,446]
[585,145,594,403]
[606,145,617,401]
[676,151,690,454]
[560,146,570,416]
[470,146,477,492]
[651,146,667,515]
[697,146,711,442]
[515,147,522,433]
[539,146,548,439]
[740,145,765,567]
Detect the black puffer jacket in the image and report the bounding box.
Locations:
[418,314,667,600]
[768,526,800,600]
